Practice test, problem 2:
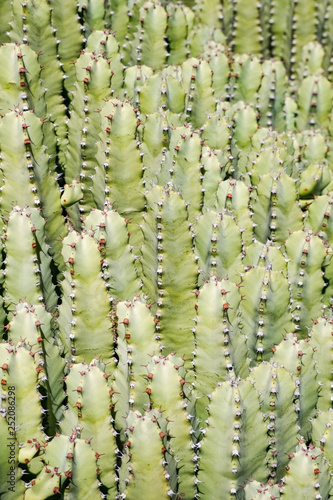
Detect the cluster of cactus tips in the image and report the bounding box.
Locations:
[3,0,333,498]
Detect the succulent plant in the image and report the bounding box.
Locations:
[1,1,333,498]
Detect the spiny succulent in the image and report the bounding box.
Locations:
[1,1,333,499]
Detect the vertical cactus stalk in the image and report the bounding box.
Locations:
[60,362,117,495]
[193,278,242,422]
[122,410,172,500]
[140,187,198,370]
[145,354,197,499]
[197,379,267,498]
[57,230,116,372]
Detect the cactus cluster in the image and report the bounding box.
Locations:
[2,0,333,498]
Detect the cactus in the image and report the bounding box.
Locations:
[279,443,332,499]
[140,187,198,366]
[97,99,146,248]
[283,230,330,335]
[273,333,319,440]
[57,230,116,372]
[121,409,172,499]
[114,298,159,414]
[23,433,103,499]
[145,354,196,498]
[2,206,57,312]
[3,1,333,499]
[0,342,45,444]
[251,171,303,244]
[60,361,118,494]
[193,277,244,420]
[166,2,195,65]
[197,379,268,498]
[249,360,300,482]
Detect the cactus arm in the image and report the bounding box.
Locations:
[193,210,221,285]
[3,208,42,309]
[193,278,241,422]
[0,348,26,499]
[214,214,244,281]
[201,114,230,150]
[58,231,115,371]
[139,73,163,114]
[237,379,269,485]
[201,147,226,211]
[251,172,303,244]
[0,344,44,444]
[197,380,240,500]
[274,333,319,439]
[197,380,265,498]
[233,0,261,54]
[183,59,216,129]
[233,104,258,150]
[141,187,198,366]
[280,445,331,499]
[205,44,230,100]
[61,362,117,493]
[250,362,299,481]
[216,178,253,246]
[166,3,194,66]
[83,208,140,301]
[123,410,171,500]
[166,73,186,114]
[239,266,293,364]
[233,55,262,104]
[284,231,328,335]
[132,2,167,69]
[7,302,65,428]
[140,112,168,187]
[307,318,333,412]
[296,75,332,129]
[147,355,197,499]
[289,0,317,81]
[99,100,145,229]
[258,60,288,131]
[64,438,101,499]
[65,53,113,215]
[123,64,154,101]
[0,43,44,116]
[172,132,203,220]
[49,0,83,93]
[9,0,67,148]
[312,410,333,473]
[116,298,159,413]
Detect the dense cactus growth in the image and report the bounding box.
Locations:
[2,0,333,499]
